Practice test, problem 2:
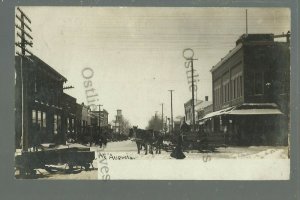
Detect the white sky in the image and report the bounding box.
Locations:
[16,7,290,128]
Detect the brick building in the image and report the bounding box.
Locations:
[200,33,290,145]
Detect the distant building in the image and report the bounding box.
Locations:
[196,96,213,122]
[113,109,123,134]
[173,116,185,133]
[184,99,202,125]
[184,96,213,125]
[62,93,77,141]
[201,33,290,145]
[76,103,91,137]
[91,109,109,127]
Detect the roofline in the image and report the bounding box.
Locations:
[32,55,67,82]
[210,43,243,73]
[16,55,67,82]
[210,39,286,73]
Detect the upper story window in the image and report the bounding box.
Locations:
[222,81,230,103]
[230,74,243,100]
[34,77,37,93]
[214,85,221,108]
[240,76,243,97]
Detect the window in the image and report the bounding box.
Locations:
[37,111,42,127]
[254,72,264,94]
[227,83,230,101]
[233,79,236,99]
[34,76,37,93]
[54,114,58,134]
[236,76,241,97]
[67,118,69,130]
[240,76,243,96]
[58,115,61,131]
[223,82,230,103]
[42,112,46,128]
[223,85,226,103]
[32,110,36,124]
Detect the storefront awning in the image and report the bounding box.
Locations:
[227,108,283,115]
[227,103,283,115]
[200,106,235,120]
[199,103,283,121]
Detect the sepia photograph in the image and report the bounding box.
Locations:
[14,7,290,180]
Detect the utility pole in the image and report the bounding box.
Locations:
[191,60,196,133]
[98,104,103,133]
[167,117,170,135]
[168,90,174,134]
[183,48,198,133]
[165,116,168,134]
[160,103,164,131]
[246,9,248,34]
[15,7,33,152]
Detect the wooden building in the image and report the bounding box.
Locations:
[201,33,290,145]
[15,56,68,148]
[62,93,77,142]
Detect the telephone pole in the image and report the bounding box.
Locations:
[183,48,198,133]
[98,104,103,133]
[15,7,33,152]
[191,60,196,133]
[160,103,164,131]
[246,9,248,34]
[168,90,174,134]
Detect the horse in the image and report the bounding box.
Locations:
[131,126,164,155]
[132,126,149,154]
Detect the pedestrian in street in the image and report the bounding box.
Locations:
[170,121,188,159]
[170,132,186,159]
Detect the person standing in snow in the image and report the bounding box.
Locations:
[170,121,187,159]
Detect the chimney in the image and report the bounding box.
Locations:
[205,96,209,101]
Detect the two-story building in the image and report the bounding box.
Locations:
[184,96,213,126]
[91,109,109,127]
[62,93,77,142]
[184,99,202,125]
[200,33,290,145]
[15,55,68,148]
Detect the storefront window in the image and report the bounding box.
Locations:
[58,115,61,133]
[42,112,46,128]
[72,119,74,129]
[66,117,69,130]
[37,111,42,127]
[32,110,36,124]
[54,114,58,134]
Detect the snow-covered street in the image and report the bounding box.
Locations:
[35,140,289,180]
